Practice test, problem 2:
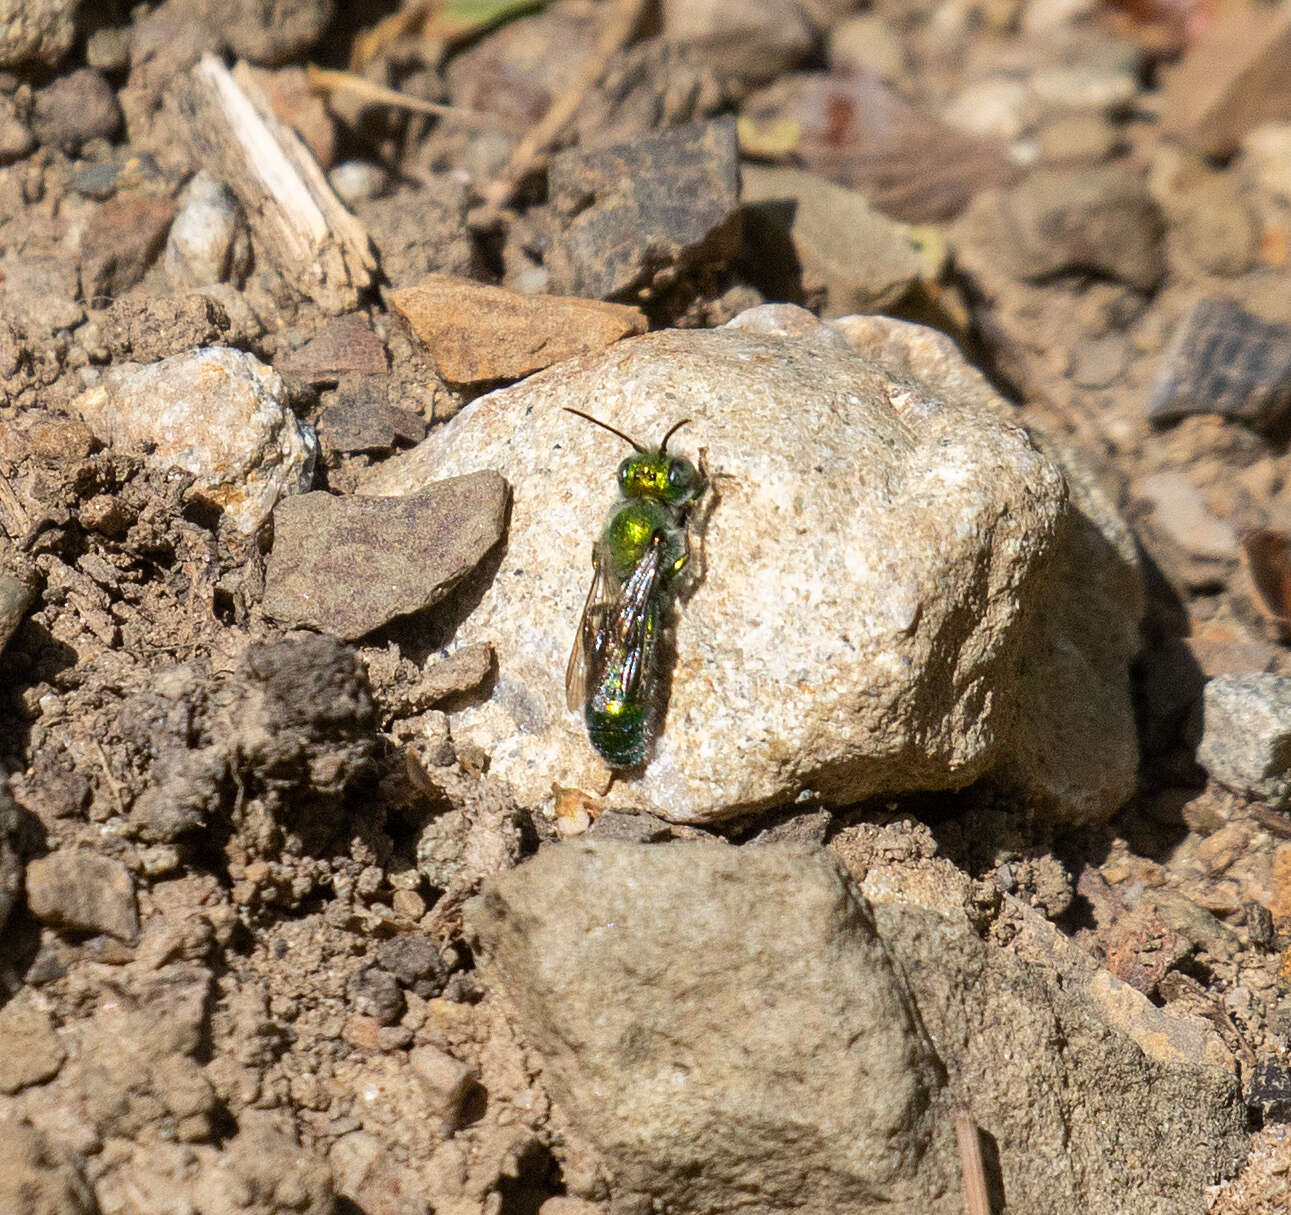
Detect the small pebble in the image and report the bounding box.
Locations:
[349,965,405,1025]
[165,171,241,289]
[392,888,426,920]
[1135,471,1238,562]
[409,1045,477,1132]
[25,850,140,941]
[1196,673,1291,808]
[30,68,120,152]
[329,159,388,206]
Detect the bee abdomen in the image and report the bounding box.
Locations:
[586,702,650,767]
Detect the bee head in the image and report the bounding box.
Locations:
[563,410,702,504]
[618,451,702,504]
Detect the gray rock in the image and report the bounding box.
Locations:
[164,170,243,288]
[473,839,1246,1213]
[830,312,1144,827]
[1196,672,1291,807]
[30,68,121,152]
[955,164,1166,291]
[0,775,21,937]
[547,118,741,301]
[740,164,927,315]
[25,849,140,941]
[72,347,317,534]
[349,965,405,1025]
[359,320,1140,827]
[1148,298,1291,432]
[848,843,1247,1212]
[467,841,947,1213]
[0,0,80,67]
[261,471,508,640]
[376,935,448,996]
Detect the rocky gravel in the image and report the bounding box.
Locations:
[3,1,1291,1213]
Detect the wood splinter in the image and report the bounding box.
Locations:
[180,54,377,315]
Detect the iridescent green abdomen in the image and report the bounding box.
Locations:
[585,596,660,766]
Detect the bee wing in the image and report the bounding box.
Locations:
[602,535,666,701]
[566,547,613,712]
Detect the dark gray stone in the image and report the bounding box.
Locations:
[318,399,427,456]
[262,470,509,640]
[31,68,121,153]
[376,935,448,997]
[547,117,741,301]
[1149,298,1291,432]
[349,965,405,1025]
[956,164,1166,291]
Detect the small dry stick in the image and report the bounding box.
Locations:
[92,738,125,818]
[954,1105,992,1215]
[305,66,522,132]
[480,0,648,212]
[182,55,377,315]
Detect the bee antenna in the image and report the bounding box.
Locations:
[562,408,644,452]
[660,418,692,453]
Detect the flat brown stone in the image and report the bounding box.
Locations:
[390,273,646,385]
[278,313,389,381]
[261,470,509,640]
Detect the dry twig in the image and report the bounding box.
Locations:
[953,1105,992,1215]
[181,55,377,314]
[306,66,522,132]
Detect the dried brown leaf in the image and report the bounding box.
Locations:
[784,69,1019,224]
[1241,528,1291,642]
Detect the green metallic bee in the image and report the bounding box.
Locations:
[564,408,708,768]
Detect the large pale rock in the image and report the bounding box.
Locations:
[72,347,317,533]
[362,318,1138,825]
[467,841,949,1213]
[830,312,1143,826]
